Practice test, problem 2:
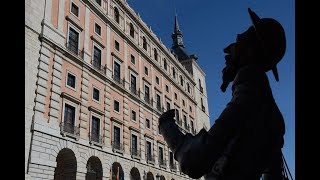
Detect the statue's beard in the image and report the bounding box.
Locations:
[220,62,238,92]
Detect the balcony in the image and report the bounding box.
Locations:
[89,134,104,146]
[159,158,167,169]
[131,148,141,160]
[66,42,83,59]
[146,153,155,165]
[170,162,177,172]
[112,75,124,87]
[92,60,106,74]
[60,121,80,140]
[111,141,124,154]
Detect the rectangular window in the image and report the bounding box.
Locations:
[145,85,150,100]
[158,146,163,161]
[132,134,138,150]
[144,66,148,75]
[146,141,152,159]
[71,3,79,17]
[175,109,179,121]
[190,106,192,112]
[165,85,169,93]
[95,23,101,36]
[91,116,100,139]
[182,99,185,107]
[114,126,120,144]
[131,54,135,64]
[166,102,170,110]
[164,59,167,70]
[156,94,161,108]
[115,40,120,51]
[174,93,177,100]
[131,110,137,121]
[170,151,174,165]
[93,87,100,101]
[190,120,194,131]
[93,46,101,68]
[113,61,121,81]
[67,72,76,89]
[130,74,136,93]
[156,76,159,85]
[172,67,176,79]
[146,119,150,129]
[68,27,79,54]
[64,104,75,133]
[187,83,190,93]
[114,100,120,112]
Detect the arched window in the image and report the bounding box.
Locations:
[114,7,119,23]
[143,37,147,50]
[154,48,158,61]
[130,23,134,38]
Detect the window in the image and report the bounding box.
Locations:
[190,106,192,112]
[165,85,169,93]
[131,110,137,121]
[114,7,119,23]
[95,0,101,6]
[93,46,101,69]
[71,2,79,17]
[114,100,120,112]
[66,72,76,89]
[144,66,148,75]
[130,23,134,38]
[95,23,101,36]
[166,102,170,110]
[183,115,187,128]
[154,48,158,61]
[91,116,100,141]
[175,109,179,121]
[131,134,138,151]
[182,99,185,107]
[174,93,177,100]
[113,126,121,144]
[180,75,184,86]
[114,40,120,51]
[164,59,167,70]
[130,74,136,93]
[158,125,162,135]
[156,94,161,108]
[158,146,164,161]
[190,120,194,131]
[68,27,79,54]
[146,119,150,129]
[143,36,147,50]
[130,54,135,64]
[169,151,174,165]
[187,83,190,93]
[92,87,100,102]
[144,85,150,100]
[113,61,121,82]
[63,103,76,134]
[146,141,152,160]
[156,76,159,85]
[172,67,176,78]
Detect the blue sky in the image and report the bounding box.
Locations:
[127,0,294,178]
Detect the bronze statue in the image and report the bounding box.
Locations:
[159,8,286,180]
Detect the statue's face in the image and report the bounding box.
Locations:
[223,26,258,67]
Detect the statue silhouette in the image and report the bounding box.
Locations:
[159,8,287,180]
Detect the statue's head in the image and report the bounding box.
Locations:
[221,8,286,92]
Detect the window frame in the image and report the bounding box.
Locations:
[66,71,77,91]
[92,42,103,67]
[70,1,80,18]
[92,86,100,103]
[90,112,102,138]
[144,66,149,76]
[113,99,120,114]
[114,40,120,52]
[130,54,135,65]
[94,22,102,36]
[67,23,81,54]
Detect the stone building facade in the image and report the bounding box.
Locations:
[25,0,210,179]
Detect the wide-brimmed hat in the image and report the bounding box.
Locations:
[248,8,286,81]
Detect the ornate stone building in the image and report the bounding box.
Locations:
[25,0,210,179]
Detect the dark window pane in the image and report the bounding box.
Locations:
[143,37,147,50]
[144,67,148,75]
[93,88,99,101]
[115,40,120,51]
[114,126,120,143]
[166,102,170,110]
[166,85,169,92]
[130,23,134,38]
[68,28,79,54]
[64,104,75,126]
[156,94,161,107]
[114,100,120,112]
[175,109,179,120]
[132,134,137,149]
[67,73,76,88]
[114,8,119,23]
[132,110,136,121]
[91,116,100,137]
[114,61,121,80]
[146,141,152,157]
[95,24,101,35]
[170,152,174,164]
[93,46,101,67]
[95,0,101,6]
[156,76,159,84]
[130,74,136,91]
[145,86,149,99]
[146,119,150,128]
[71,3,79,17]
[159,147,163,160]
[164,59,167,70]
[131,55,135,64]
